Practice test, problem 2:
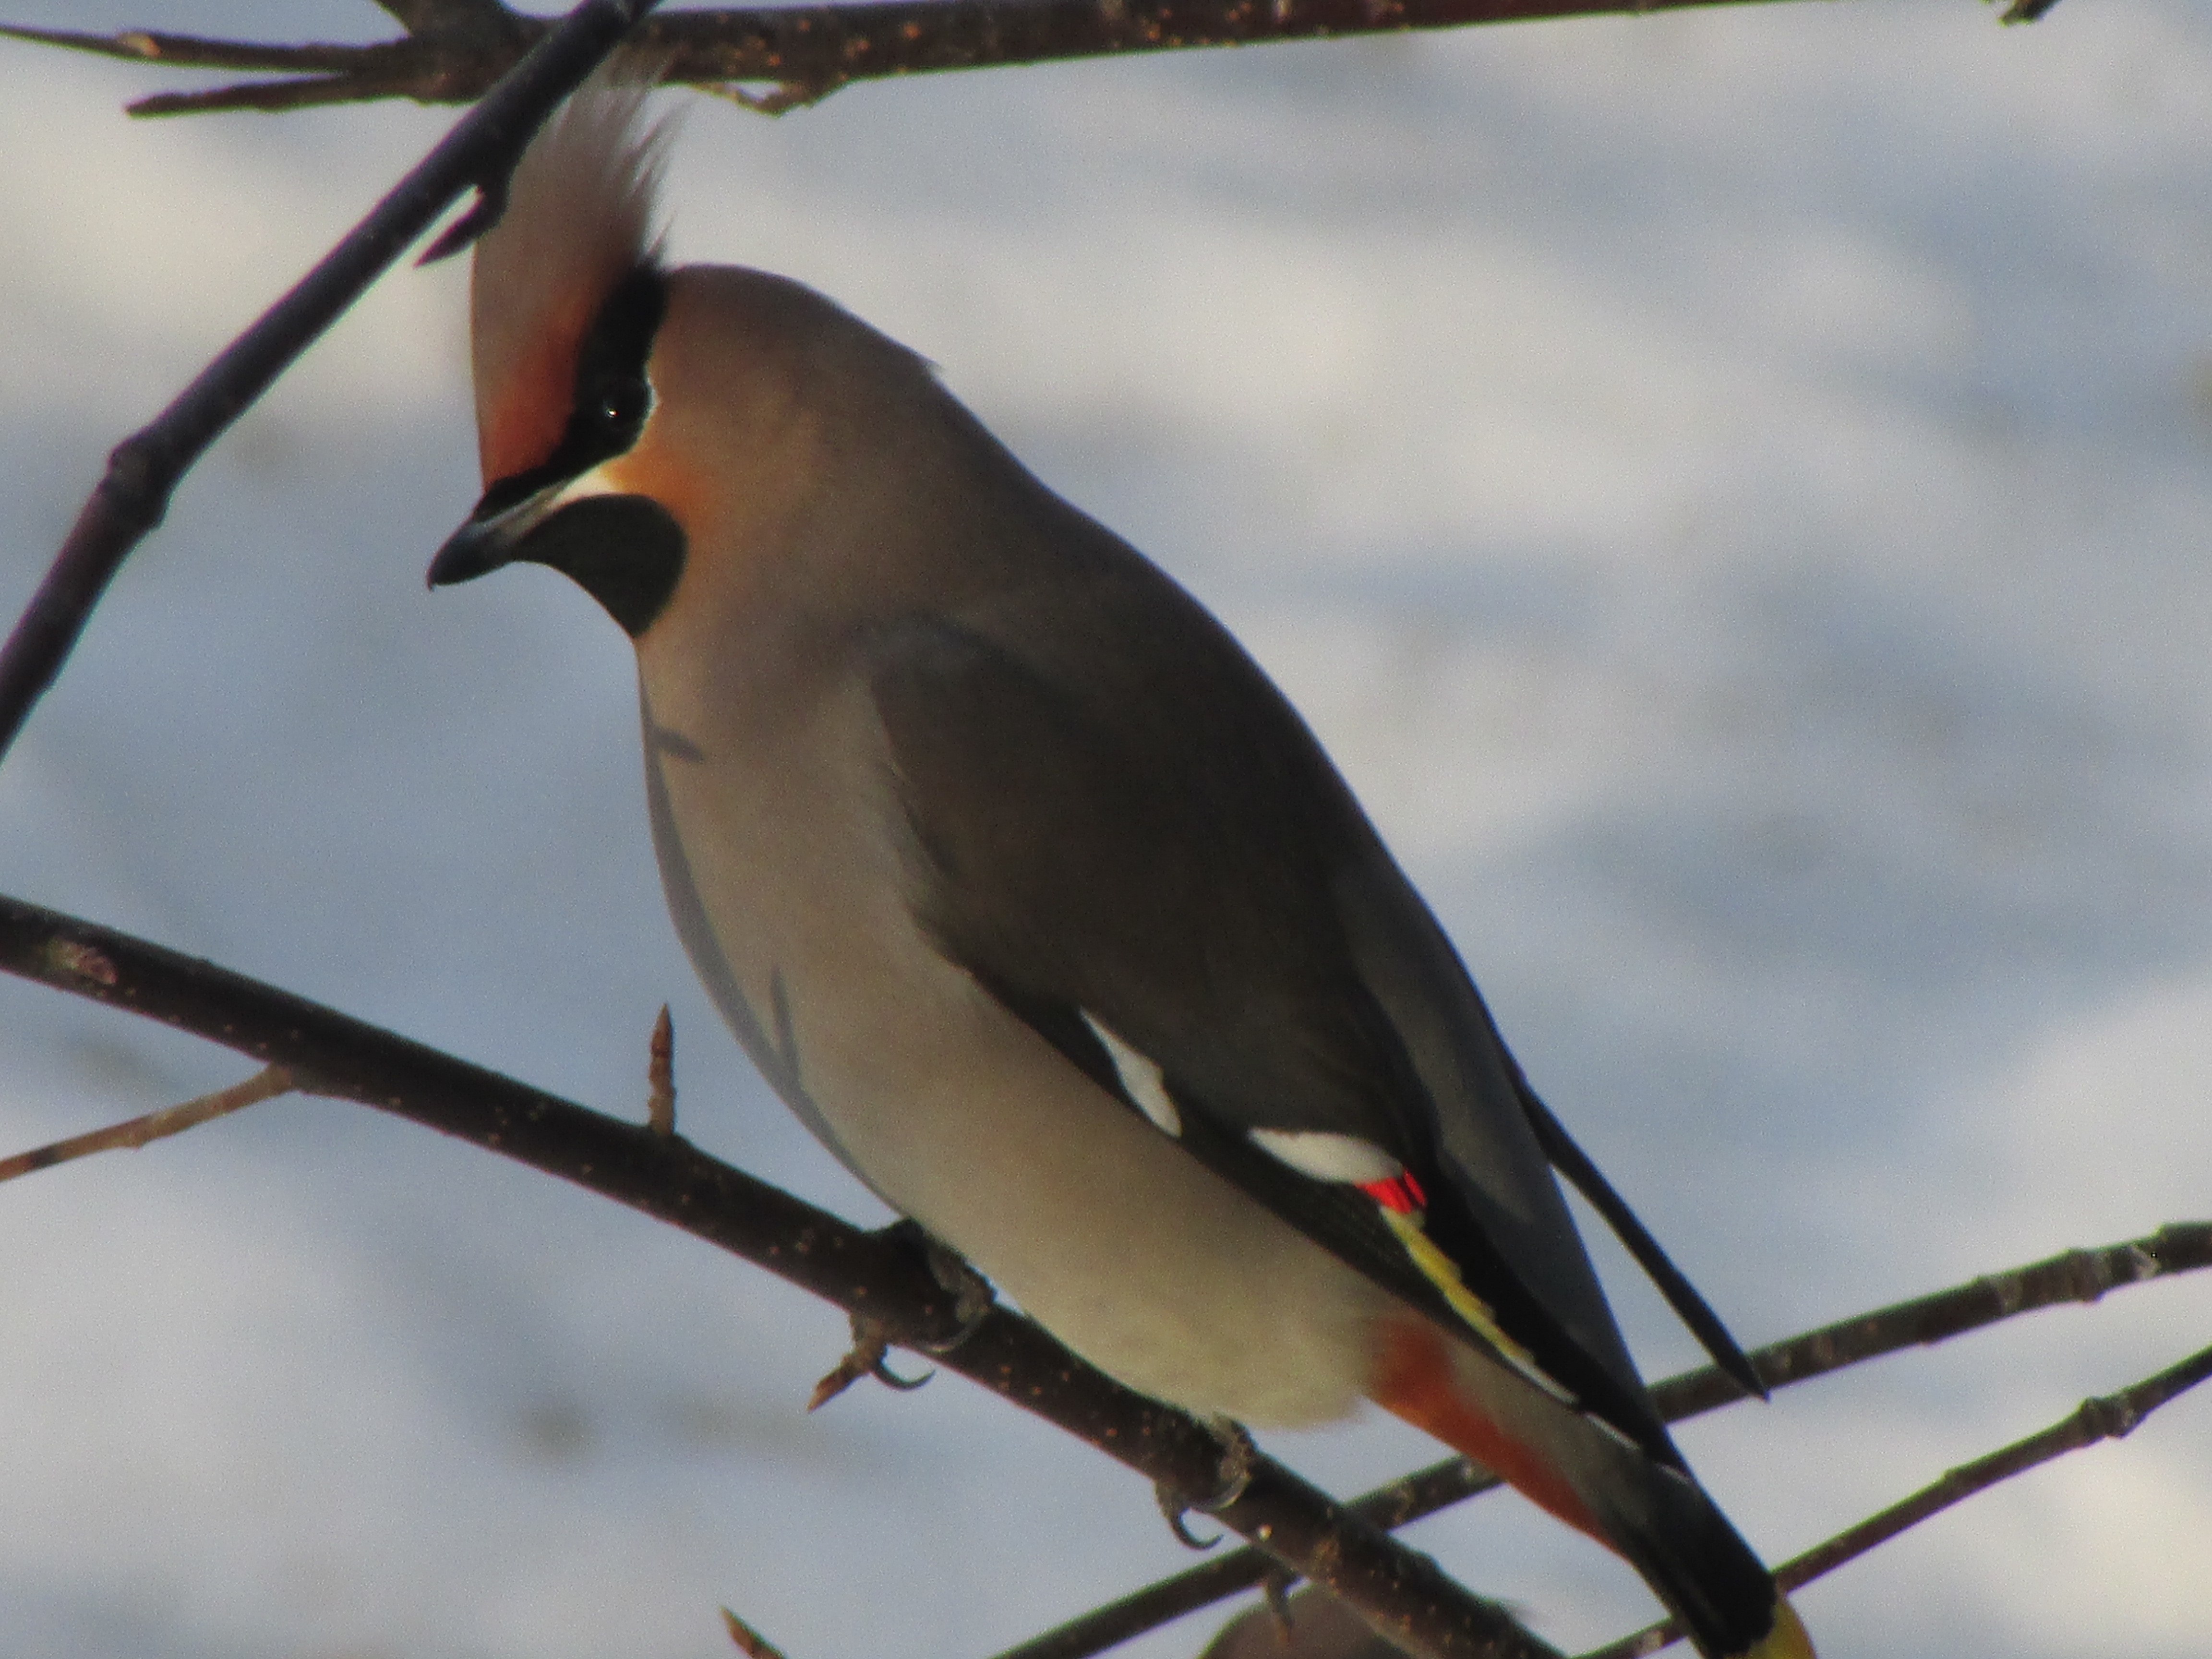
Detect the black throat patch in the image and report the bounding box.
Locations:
[512,493,686,638]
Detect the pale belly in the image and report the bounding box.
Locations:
[639,681,1392,1428]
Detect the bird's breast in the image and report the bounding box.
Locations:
[632,655,1392,1427]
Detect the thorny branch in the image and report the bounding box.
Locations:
[3,891,2207,1659]
[0,0,2064,121]
[0,892,1551,1659]
[993,1224,2212,1659]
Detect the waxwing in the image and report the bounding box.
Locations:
[429,71,1815,1659]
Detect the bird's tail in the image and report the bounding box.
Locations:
[1597,1450,1814,1659]
[1370,1319,1813,1659]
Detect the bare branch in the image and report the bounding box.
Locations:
[1775,1342,2212,1589]
[0,891,1550,1659]
[0,1064,293,1183]
[1583,1342,2212,1659]
[8,884,2200,1657]
[0,0,2061,121]
[0,0,668,768]
[994,1223,2212,1659]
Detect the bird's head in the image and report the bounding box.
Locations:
[432,66,997,647]
[427,66,686,638]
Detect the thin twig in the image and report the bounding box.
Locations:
[0,1064,293,1183]
[1582,1342,2212,1659]
[0,891,1549,1659]
[0,0,667,769]
[0,0,2062,120]
[721,1606,793,1659]
[994,1224,2212,1659]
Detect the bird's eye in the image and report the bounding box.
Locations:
[595,378,646,431]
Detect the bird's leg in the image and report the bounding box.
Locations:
[1154,1417,1259,1550]
[807,1311,932,1412]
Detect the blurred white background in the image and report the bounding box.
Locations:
[2,1,2210,1655]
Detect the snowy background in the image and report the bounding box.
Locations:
[3,0,2211,1655]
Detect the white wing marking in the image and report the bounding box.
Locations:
[1247,1127,1403,1185]
[1081,1012,1182,1138]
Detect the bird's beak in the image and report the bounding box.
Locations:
[427,475,567,589]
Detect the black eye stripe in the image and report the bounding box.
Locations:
[473,261,667,520]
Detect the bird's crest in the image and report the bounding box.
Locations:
[470,59,674,489]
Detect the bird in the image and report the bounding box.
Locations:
[428,67,1815,1659]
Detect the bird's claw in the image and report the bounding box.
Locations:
[808,1312,932,1411]
[872,1351,933,1391]
[1155,1419,1258,1550]
[1155,1482,1224,1550]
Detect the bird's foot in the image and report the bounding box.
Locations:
[1155,1418,1259,1550]
[808,1312,932,1412]
[1155,1483,1222,1550]
[911,1229,994,1353]
[863,1218,994,1354]
[1202,1418,1259,1508]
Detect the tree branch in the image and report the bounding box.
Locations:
[1775,1340,2212,1591]
[8,888,2202,1658]
[1583,1341,2212,1659]
[0,890,1550,1659]
[0,0,2061,121]
[0,0,668,769]
[993,1223,2212,1659]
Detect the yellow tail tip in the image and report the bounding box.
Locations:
[1734,1594,1815,1659]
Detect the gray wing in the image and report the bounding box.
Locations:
[864,555,1683,1454]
